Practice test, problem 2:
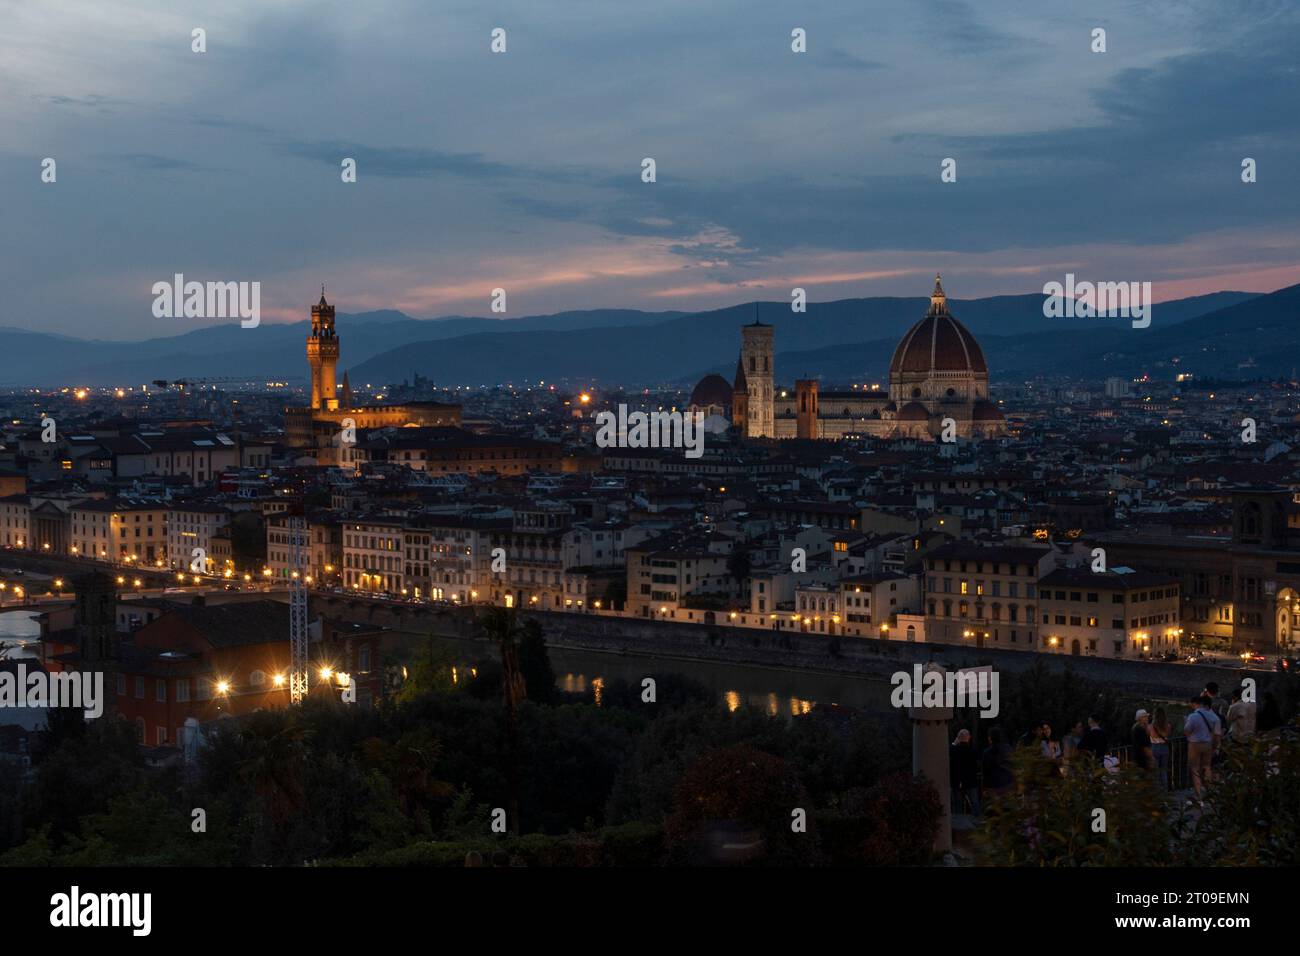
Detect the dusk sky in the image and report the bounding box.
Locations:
[4,0,1299,339]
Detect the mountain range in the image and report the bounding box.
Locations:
[3,286,1292,388]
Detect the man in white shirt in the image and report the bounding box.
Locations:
[1226,687,1256,740]
[1184,695,1222,800]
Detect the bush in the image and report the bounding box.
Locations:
[329,823,664,867]
[664,744,816,865]
[819,773,942,865]
[977,726,1300,866]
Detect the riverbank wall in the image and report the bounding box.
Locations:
[308,595,1266,700]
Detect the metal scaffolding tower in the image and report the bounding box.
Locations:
[288,516,309,704]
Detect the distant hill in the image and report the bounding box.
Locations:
[746,286,1297,385]
[0,289,1268,386]
[349,290,1258,387]
[0,308,685,386]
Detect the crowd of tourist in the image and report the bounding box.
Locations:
[948,681,1260,815]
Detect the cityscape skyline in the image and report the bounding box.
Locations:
[2,0,1297,909]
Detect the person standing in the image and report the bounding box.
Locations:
[1185,694,1222,800]
[1063,720,1085,762]
[1130,709,1154,771]
[1078,714,1108,762]
[1040,721,1062,762]
[1203,682,1229,722]
[981,728,1014,795]
[1226,687,1256,741]
[1019,721,1045,751]
[949,729,981,816]
[1150,707,1172,789]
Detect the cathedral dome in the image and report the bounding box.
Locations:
[888,276,987,375]
[689,374,733,408]
[898,401,930,422]
[972,401,1004,422]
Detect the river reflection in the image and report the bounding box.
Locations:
[419,632,894,715]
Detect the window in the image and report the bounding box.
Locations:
[155,680,166,702]
[134,676,145,699]
[176,680,190,703]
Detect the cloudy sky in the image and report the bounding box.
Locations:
[3,0,1298,339]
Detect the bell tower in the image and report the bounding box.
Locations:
[740,307,774,438]
[795,378,819,439]
[307,288,340,411]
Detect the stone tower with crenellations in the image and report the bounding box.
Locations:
[307,288,339,411]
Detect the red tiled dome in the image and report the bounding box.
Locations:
[889,276,988,375]
[972,401,1004,421]
[689,373,733,408]
[897,402,930,422]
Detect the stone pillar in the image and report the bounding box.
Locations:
[908,663,953,854]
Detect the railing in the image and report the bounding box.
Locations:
[1109,736,1190,791]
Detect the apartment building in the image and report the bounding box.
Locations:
[69,499,169,565]
[838,571,920,637]
[625,533,734,619]
[1038,567,1181,659]
[342,516,407,594]
[166,504,231,573]
[487,503,573,610]
[0,495,28,549]
[923,542,1055,649]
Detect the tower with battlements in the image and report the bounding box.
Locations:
[307,289,339,411]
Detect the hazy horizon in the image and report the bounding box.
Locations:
[0,282,1279,345]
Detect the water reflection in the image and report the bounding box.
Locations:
[0,609,41,660]
[415,632,893,714]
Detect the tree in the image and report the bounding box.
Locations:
[477,607,527,834]
[397,633,460,703]
[727,547,752,594]
[517,619,558,704]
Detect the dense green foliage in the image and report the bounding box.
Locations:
[7,643,1289,867]
[977,727,1300,865]
[0,637,918,866]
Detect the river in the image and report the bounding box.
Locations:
[408,631,897,715]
